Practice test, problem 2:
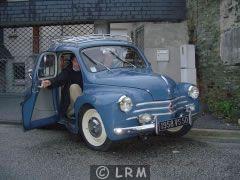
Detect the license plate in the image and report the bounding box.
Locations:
[158,116,190,132]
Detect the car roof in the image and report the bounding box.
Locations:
[48,35,133,52]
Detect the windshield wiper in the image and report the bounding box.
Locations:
[109,51,136,68]
[82,52,112,72]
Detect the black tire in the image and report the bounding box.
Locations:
[78,106,112,151]
[161,124,192,138]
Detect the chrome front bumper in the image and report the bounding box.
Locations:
[114,106,195,135]
[114,123,155,135]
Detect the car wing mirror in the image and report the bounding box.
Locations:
[28,69,33,79]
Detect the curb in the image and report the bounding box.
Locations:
[0,120,22,125]
[191,128,240,134]
[189,128,240,139]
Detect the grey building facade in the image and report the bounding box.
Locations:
[0,0,188,95]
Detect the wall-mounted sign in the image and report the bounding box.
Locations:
[157,49,169,62]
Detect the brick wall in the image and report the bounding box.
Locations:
[0,0,186,27]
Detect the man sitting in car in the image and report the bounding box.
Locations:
[41,54,83,119]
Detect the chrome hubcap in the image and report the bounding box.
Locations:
[88,117,102,138]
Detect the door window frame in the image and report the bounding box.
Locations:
[36,52,58,81]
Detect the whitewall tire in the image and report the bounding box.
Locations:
[79,107,112,151]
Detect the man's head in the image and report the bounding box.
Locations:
[70,54,80,71]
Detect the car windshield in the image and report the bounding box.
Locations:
[81,46,146,72]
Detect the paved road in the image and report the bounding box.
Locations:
[0,96,22,123]
[0,124,239,180]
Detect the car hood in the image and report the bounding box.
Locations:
[90,69,177,100]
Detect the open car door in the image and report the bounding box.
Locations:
[22,52,59,130]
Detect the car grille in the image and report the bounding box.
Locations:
[127,96,190,120]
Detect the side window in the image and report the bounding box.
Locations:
[38,53,57,80]
[59,53,72,70]
[124,47,146,68]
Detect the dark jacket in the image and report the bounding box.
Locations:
[49,64,83,117]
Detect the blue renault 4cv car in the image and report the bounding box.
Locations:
[22,35,200,151]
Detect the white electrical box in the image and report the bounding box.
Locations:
[180,45,195,68]
[157,49,169,62]
[181,68,197,85]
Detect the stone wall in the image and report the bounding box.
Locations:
[187,0,240,122]
[220,0,240,65]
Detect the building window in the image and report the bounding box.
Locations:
[13,63,25,80]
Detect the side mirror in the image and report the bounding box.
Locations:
[28,69,33,79]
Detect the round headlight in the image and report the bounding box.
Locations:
[188,86,199,99]
[118,95,133,112]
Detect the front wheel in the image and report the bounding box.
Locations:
[161,124,192,138]
[79,108,112,151]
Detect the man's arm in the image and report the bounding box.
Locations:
[42,69,69,88]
